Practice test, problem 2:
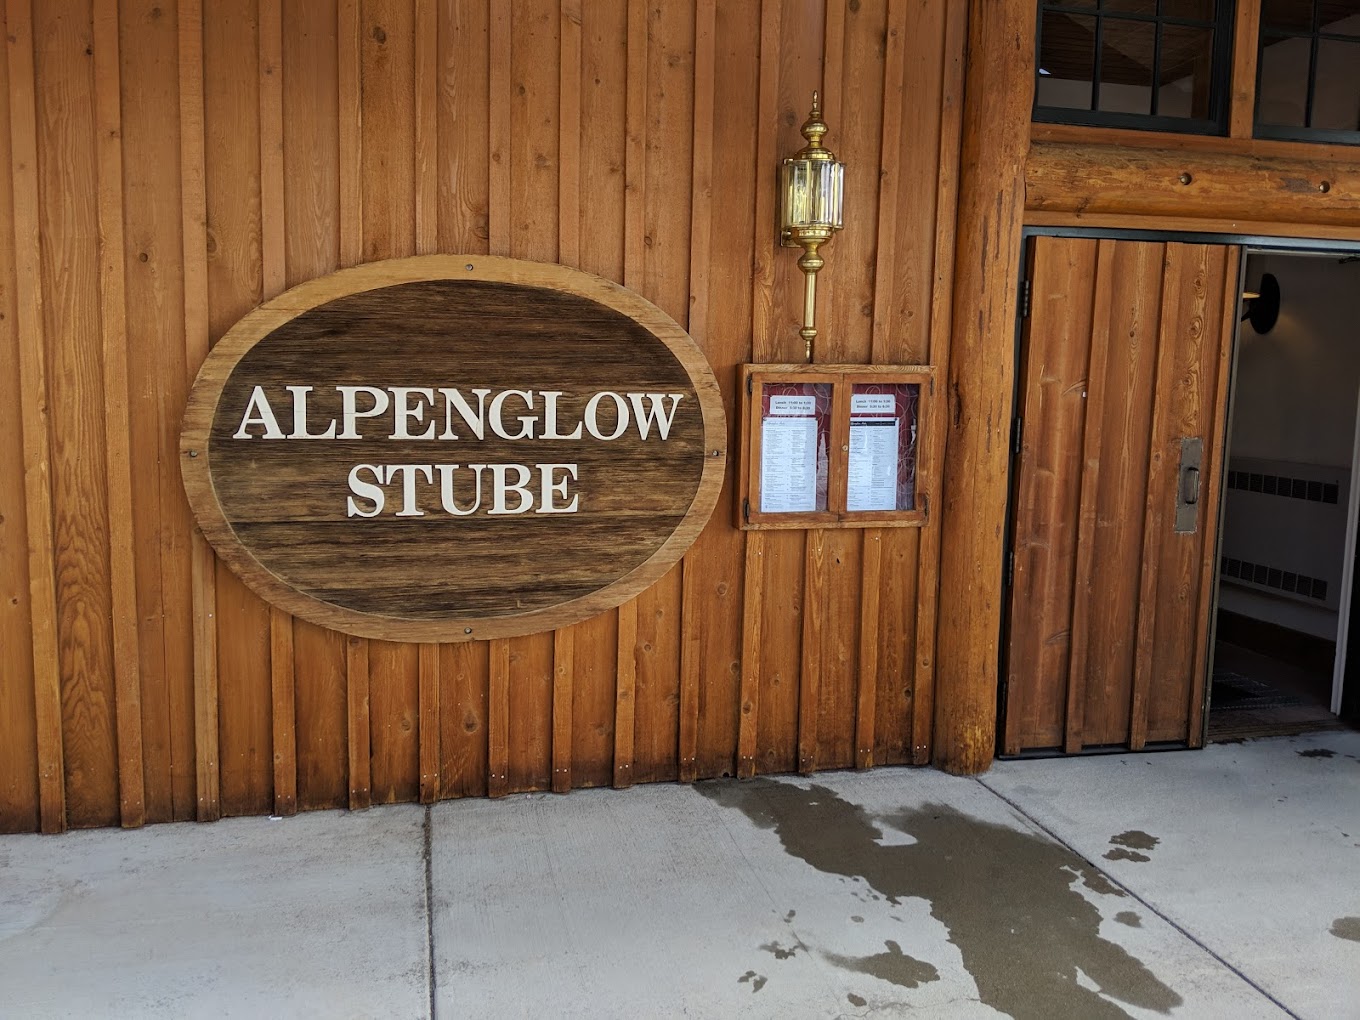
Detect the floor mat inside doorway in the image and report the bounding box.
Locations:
[1209,670,1306,711]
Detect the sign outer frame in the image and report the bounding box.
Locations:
[180,254,727,643]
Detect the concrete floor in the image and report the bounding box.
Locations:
[2,730,1357,1019]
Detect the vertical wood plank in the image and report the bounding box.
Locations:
[869,0,906,364]
[269,609,296,814]
[441,640,489,797]
[855,530,881,769]
[690,0,757,781]
[37,0,122,828]
[92,0,146,828]
[558,0,580,266]
[414,0,437,254]
[1063,239,1117,754]
[1129,244,1179,751]
[178,0,219,822]
[551,629,573,792]
[346,636,370,808]
[257,0,296,819]
[119,0,197,825]
[487,0,510,256]
[338,0,362,267]
[613,595,637,788]
[797,529,826,774]
[854,0,909,771]
[0,0,40,833]
[736,534,764,779]
[736,0,781,781]
[487,638,510,797]
[419,642,441,802]
[1186,247,1240,748]
[909,0,966,764]
[7,0,65,833]
[1229,0,1261,140]
[438,0,490,255]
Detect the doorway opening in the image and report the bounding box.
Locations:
[1208,250,1360,742]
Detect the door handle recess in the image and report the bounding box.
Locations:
[1182,465,1200,506]
[1174,437,1203,534]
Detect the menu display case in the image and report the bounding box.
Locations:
[738,364,935,530]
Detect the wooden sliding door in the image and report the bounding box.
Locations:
[1002,236,1239,755]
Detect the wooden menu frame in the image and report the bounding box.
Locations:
[738,363,935,531]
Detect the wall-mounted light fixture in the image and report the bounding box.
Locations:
[1241,272,1280,334]
[779,91,844,362]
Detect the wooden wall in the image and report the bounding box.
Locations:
[0,0,967,833]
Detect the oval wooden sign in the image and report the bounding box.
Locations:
[181,256,726,642]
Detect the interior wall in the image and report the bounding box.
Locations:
[1220,253,1360,641]
[0,0,967,834]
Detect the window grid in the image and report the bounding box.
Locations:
[1035,1,1234,135]
[1255,0,1360,142]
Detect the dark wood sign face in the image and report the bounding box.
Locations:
[181,256,726,642]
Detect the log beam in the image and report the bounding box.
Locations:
[933,0,1036,775]
[1028,140,1360,228]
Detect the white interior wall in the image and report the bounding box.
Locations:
[1220,254,1360,641]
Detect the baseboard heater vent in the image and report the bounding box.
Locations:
[1220,556,1328,602]
[1226,470,1339,505]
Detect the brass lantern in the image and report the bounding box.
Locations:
[779,91,845,362]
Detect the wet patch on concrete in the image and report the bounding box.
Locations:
[759,939,804,961]
[823,939,940,989]
[1114,912,1142,928]
[1298,748,1335,758]
[1331,917,1360,942]
[1110,831,1159,851]
[737,970,766,992]
[701,779,1182,1019]
[1104,848,1152,864]
[1105,831,1158,864]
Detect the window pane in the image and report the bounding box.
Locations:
[1318,1,1360,36]
[1311,37,1360,128]
[1160,0,1217,22]
[1098,18,1156,114]
[1038,11,1097,110]
[1100,0,1157,13]
[1158,24,1216,118]
[1262,0,1317,33]
[760,383,831,514]
[1257,32,1312,127]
